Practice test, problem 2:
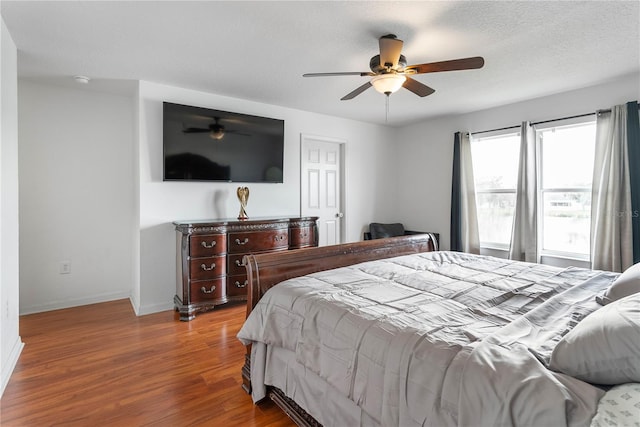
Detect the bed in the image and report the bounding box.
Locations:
[237,234,640,427]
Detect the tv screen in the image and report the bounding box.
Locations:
[163,102,284,183]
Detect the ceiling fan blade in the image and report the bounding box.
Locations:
[379,35,404,69]
[341,82,372,100]
[182,127,210,133]
[303,72,374,77]
[405,56,485,74]
[403,77,436,97]
[226,130,251,137]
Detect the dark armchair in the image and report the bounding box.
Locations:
[363,223,439,248]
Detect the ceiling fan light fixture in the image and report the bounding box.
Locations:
[209,129,225,140]
[370,73,406,95]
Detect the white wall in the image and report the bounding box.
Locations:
[14,67,637,322]
[395,72,640,251]
[18,81,135,314]
[1,17,23,397]
[135,81,397,314]
[15,77,398,318]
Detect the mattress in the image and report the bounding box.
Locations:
[238,251,619,426]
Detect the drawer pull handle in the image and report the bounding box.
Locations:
[200,241,217,249]
[235,259,245,267]
[200,263,216,271]
[235,238,249,245]
[235,280,248,288]
[200,285,216,294]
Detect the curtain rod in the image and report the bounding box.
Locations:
[470,103,639,136]
[471,112,595,136]
[470,124,520,135]
[531,111,596,127]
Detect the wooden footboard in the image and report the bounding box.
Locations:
[240,233,438,421]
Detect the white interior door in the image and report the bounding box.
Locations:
[301,135,343,246]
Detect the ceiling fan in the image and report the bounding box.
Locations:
[182,117,248,140]
[303,34,484,100]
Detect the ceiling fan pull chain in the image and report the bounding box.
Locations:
[385,93,390,123]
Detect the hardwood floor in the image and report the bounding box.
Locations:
[0,300,295,427]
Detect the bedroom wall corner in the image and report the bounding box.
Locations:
[130,81,142,315]
[17,81,135,315]
[0,16,23,397]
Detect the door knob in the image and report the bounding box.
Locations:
[335,212,344,218]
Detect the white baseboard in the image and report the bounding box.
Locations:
[128,293,173,316]
[19,291,131,315]
[20,292,172,317]
[136,301,174,316]
[1,335,24,398]
[129,293,141,316]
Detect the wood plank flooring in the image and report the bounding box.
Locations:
[0,299,295,426]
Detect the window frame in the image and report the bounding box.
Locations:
[470,128,521,251]
[535,117,596,262]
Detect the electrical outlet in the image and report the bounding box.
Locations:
[60,261,71,274]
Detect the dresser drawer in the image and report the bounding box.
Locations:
[189,255,226,281]
[190,234,226,258]
[228,230,289,253]
[190,279,225,303]
[227,274,249,297]
[227,254,247,275]
[289,227,315,248]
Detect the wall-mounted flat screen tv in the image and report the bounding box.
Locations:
[163,102,284,183]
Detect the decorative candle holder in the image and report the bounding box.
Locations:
[237,187,249,220]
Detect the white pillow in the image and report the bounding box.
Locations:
[550,293,640,385]
[597,262,640,305]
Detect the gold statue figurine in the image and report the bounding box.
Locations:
[237,187,249,220]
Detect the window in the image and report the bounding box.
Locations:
[470,119,596,260]
[470,132,521,249]
[537,122,596,258]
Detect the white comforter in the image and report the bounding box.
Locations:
[238,251,617,426]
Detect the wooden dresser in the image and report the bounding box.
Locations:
[173,217,318,321]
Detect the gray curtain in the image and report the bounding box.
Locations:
[450,132,480,253]
[509,122,537,262]
[591,105,633,272]
[626,101,640,264]
[451,133,463,251]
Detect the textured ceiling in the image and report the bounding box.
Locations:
[2,1,639,126]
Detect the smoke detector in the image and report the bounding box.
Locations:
[73,75,90,84]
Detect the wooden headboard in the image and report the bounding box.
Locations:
[242,233,438,318]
